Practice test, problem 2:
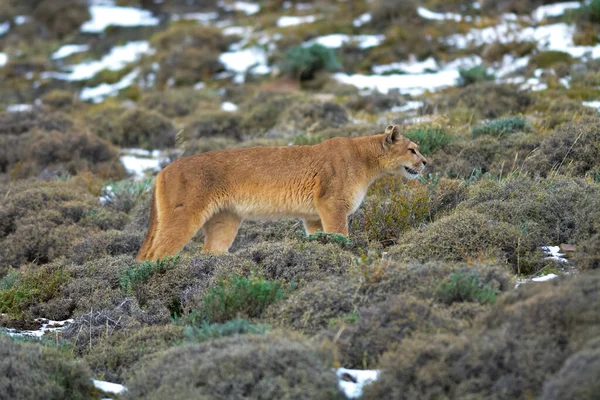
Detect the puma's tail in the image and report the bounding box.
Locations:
[136,183,158,260]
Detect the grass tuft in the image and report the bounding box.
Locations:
[471,116,531,138]
[120,256,180,293]
[435,270,498,305]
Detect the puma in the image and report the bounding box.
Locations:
[136,125,428,260]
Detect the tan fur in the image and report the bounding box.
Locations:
[136,125,428,260]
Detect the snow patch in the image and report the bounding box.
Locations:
[219,1,260,15]
[373,56,438,75]
[583,100,600,109]
[353,13,372,27]
[50,41,153,81]
[0,52,7,67]
[172,12,219,24]
[81,5,159,33]
[532,273,559,282]
[51,44,90,60]
[306,34,385,49]
[93,380,127,395]
[417,6,462,22]
[80,68,140,103]
[391,101,424,113]
[15,16,30,25]
[542,245,568,263]
[0,21,9,36]
[120,149,169,179]
[532,2,581,22]
[219,47,270,83]
[277,15,316,27]
[337,368,380,399]
[4,318,73,338]
[221,101,238,112]
[6,104,33,113]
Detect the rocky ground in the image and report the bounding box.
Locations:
[0,0,599,399]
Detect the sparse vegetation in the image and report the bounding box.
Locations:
[471,116,532,138]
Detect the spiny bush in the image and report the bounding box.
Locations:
[84,325,185,383]
[31,0,90,38]
[471,116,532,138]
[364,271,600,400]
[41,90,76,110]
[183,318,271,341]
[235,240,353,284]
[125,333,342,400]
[403,123,452,155]
[458,65,495,86]
[0,335,95,400]
[141,88,220,118]
[350,182,430,247]
[276,100,349,136]
[530,51,573,69]
[573,234,600,271]
[281,44,341,81]
[306,231,352,249]
[117,108,176,150]
[184,111,242,140]
[201,273,291,323]
[435,270,499,305]
[120,256,180,294]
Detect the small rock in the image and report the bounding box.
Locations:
[560,243,576,253]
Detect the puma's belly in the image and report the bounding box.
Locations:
[230,192,318,219]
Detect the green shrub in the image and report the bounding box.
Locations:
[458,65,495,86]
[141,89,220,118]
[120,256,180,293]
[0,335,95,400]
[281,44,341,81]
[471,116,532,138]
[31,0,90,38]
[125,333,342,400]
[0,264,69,318]
[435,270,498,304]
[184,318,270,341]
[41,90,76,110]
[201,273,290,323]
[403,124,452,155]
[574,234,600,271]
[530,51,573,68]
[306,231,352,248]
[184,111,242,140]
[100,178,153,214]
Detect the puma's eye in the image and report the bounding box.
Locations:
[409,149,416,154]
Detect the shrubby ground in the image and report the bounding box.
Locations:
[0,0,599,399]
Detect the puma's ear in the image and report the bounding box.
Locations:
[384,125,401,145]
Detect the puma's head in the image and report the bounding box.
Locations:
[379,125,428,179]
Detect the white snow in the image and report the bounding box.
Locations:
[0,21,9,36]
[120,149,169,179]
[583,100,600,109]
[373,56,438,75]
[391,101,424,113]
[15,16,30,25]
[0,52,7,67]
[4,318,73,338]
[81,5,159,33]
[51,44,90,60]
[334,69,460,96]
[51,41,154,81]
[219,47,270,83]
[80,68,139,102]
[172,12,219,24]
[353,13,372,27]
[277,15,316,27]
[336,368,380,399]
[417,6,462,22]
[306,34,385,49]
[542,245,568,263]
[532,2,581,22]
[532,273,559,282]
[221,101,239,112]
[219,1,260,15]
[93,380,127,395]
[5,104,33,112]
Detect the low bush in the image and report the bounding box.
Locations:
[458,65,495,86]
[364,271,600,400]
[84,325,185,383]
[471,116,532,138]
[235,240,353,284]
[201,273,291,323]
[117,108,176,150]
[306,231,352,249]
[573,234,600,270]
[31,0,90,38]
[100,178,153,214]
[435,270,499,304]
[120,257,180,294]
[184,111,242,140]
[529,51,573,69]
[281,44,341,81]
[125,333,342,400]
[41,90,76,110]
[183,317,270,341]
[141,89,220,118]
[0,335,95,400]
[403,123,453,155]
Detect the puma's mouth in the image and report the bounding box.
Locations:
[404,166,419,176]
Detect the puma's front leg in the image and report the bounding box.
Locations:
[316,201,349,236]
[303,219,323,235]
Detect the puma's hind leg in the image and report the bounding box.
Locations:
[303,219,323,235]
[201,210,242,254]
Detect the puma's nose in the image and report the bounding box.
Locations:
[422,159,428,166]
